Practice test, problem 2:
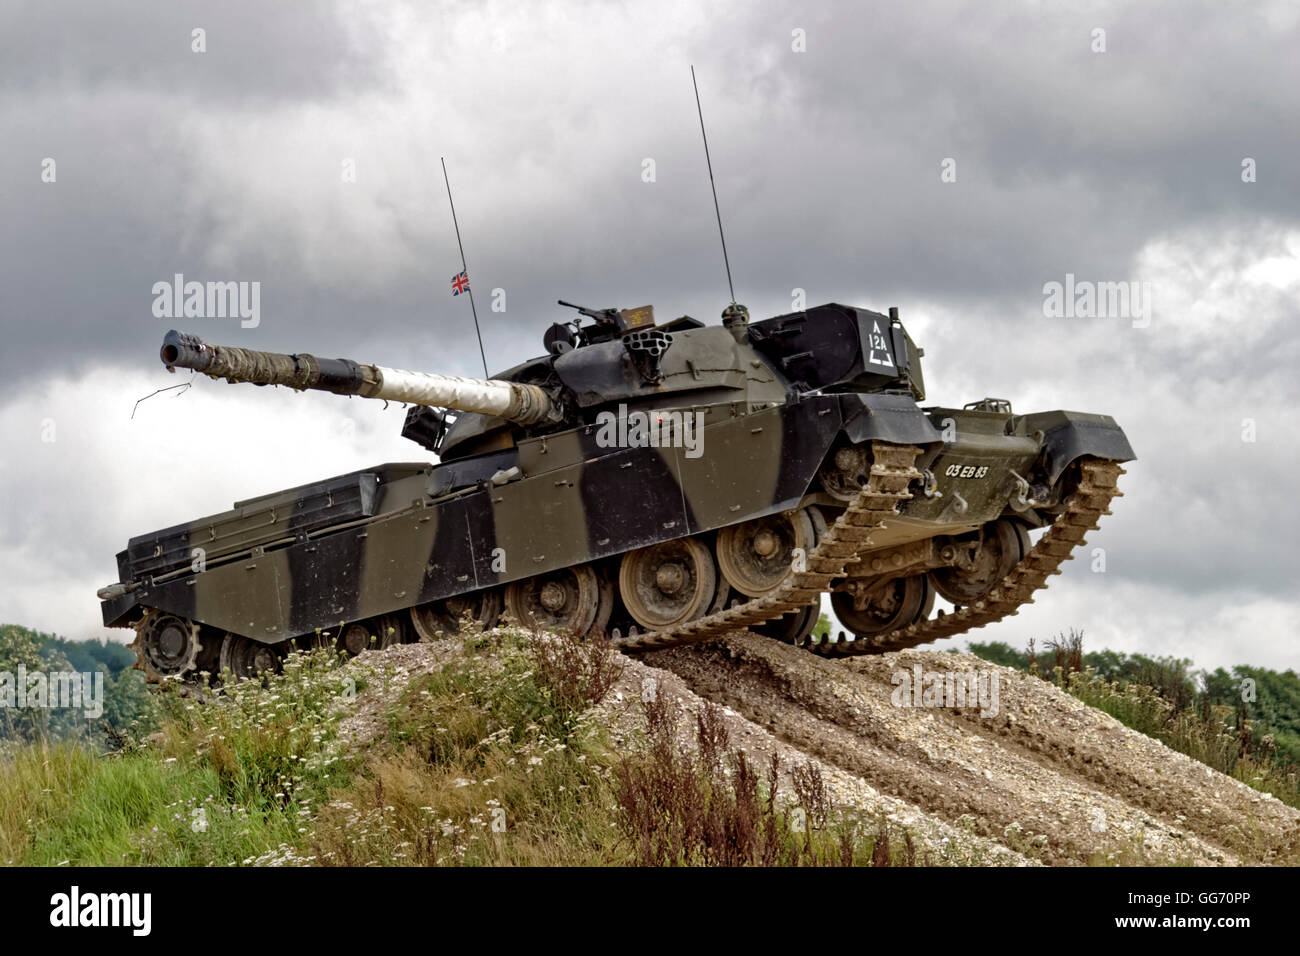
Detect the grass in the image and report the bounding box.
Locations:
[0,626,1011,866]
[980,629,1300,811]
[1066,669,1300,809]
[309,629,623,865]
[1,629,635,866]
[307,627,924,866]
[613,689,919,866]
[0,646,359,865]
[1,745,315,866]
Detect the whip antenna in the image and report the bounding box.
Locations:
[691,66,736,306]
[441,157,489,377]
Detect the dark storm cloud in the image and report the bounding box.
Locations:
[0,0,381,101]
[4,0,1297,381]
[703,0,1300,309]
[1,0,1298,657]
[0,0,389,382]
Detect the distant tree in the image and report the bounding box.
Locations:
[43,635,135,674]
[0,624,153,750]
[967,630,1300,770]
[0,625,44,670]
[0,625,52,742]
[964,641,1029,669]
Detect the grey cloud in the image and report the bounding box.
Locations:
[5,1,1298,381]
[0,0,382,101]
[1,0,1297,664]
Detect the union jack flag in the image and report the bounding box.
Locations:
[451,270,470,296]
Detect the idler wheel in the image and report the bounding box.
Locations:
[831,575,935,640]
[134,612,202,679]
[716,507,816,597]
[619,538,718,630]
[929,518,1030,605]
[410,588,503,640]
[218,634,284,682]
[505,563,606,635]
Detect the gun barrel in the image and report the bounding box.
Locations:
[160,330,557,425]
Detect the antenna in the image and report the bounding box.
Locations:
[690,65,736,306]
[441,157,490,377]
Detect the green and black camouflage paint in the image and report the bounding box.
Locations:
[102,303,1135,647]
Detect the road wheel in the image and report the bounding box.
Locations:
[219,634,283,682]
[336,617,400,656]
[619,537,718,630]
[929,518,1030,605]
[505,563,605,635]
[831,575,934,641]
[755,603,821,646]
[133,612,202,680]
[410,588,503,640]
[716,507,816,597]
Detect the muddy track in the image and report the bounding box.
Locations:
[337,627,1300,865]
[643,632,1300,865]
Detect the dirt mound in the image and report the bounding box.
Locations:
[340,630,1300,865]
[643,634,1300,865]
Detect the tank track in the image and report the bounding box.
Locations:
[612,445,1123,658]
[612,441,923,652]
[810,457,1123,657]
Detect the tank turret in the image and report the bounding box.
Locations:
[161,299,928,457]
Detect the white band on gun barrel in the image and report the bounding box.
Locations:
[368,366,554,425]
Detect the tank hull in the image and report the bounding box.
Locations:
[102,391,1132,658]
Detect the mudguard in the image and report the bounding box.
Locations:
[840,393,944,447]
[1021,410,1136,485]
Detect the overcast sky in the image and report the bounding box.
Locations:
[2,0,1297,671]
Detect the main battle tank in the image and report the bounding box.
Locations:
[100,301,1133,682]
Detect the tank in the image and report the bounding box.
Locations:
[100,301,1133,682]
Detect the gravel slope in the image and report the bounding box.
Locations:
[339,631,1300,866]
[643,633,1300,865]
